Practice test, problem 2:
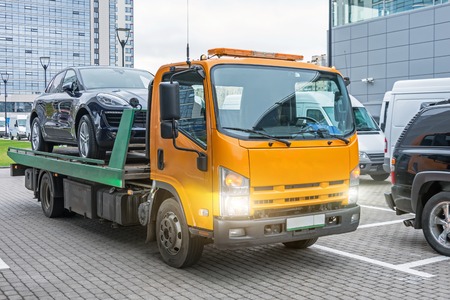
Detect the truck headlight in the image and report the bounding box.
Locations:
[219,167,250,217]
[348,165,360,204]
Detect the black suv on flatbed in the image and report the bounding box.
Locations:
[385,101,450,256]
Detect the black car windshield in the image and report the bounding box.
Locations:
[212,65,354,141]
[79,68,153,90]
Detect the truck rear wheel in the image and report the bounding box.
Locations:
[283,237,318,249]
[39,172,64,218]
[156,198,204,268]
[422,192,450,256]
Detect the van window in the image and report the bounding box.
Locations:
[380,101,389,132]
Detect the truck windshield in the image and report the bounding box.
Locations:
[212,65,354,141]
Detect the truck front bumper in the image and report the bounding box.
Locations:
[213,205,360,249]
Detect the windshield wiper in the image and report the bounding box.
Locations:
[294,127,350,144]
[222,127,291,147]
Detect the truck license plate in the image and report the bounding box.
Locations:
[286,214,325,231]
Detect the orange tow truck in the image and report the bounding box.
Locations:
[9,48,360,268]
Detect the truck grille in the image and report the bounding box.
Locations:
[104,111,146,128]
[251,179,348,218]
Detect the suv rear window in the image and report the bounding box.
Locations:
[400,107,450,147]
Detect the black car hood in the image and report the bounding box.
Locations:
[94,88,148,109]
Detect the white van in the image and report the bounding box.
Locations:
[319,94,389,181]
[382,78,450,173]
[351,96,389,181]
[0,117,5,137]
[10,115,29,140]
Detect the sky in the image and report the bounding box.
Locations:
[133,0,329,73]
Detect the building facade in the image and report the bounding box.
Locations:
[0,0,134,122]
[332,0,450,117]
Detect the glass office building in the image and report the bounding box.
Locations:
[0,0,134,119]
[331,0,450,117]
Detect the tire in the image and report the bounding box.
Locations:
[10,135,14,140]
[39,172,64,218]
[422,192,450,256]
[370,173,390,181]
[17,134,21,141]
[31,118,54,152]
[156,198,204,268]
[77,115,105,159]
[283,237,318,249]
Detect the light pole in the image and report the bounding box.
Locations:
[328,0,333,67]
[1,73,9,137]
[115,28,130,67]
[39,56,50,90]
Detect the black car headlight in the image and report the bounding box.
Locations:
[96,93,130,107]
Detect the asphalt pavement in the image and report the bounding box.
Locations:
[0,169,449,300]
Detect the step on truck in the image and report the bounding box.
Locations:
[8,48,361,268]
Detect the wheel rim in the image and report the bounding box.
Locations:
[159,211,182,255]
[41,179,51,211]
[31,121,40,150]
[428,200,450,248]
[78,121,90,157]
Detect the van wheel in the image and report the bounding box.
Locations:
[422,192,450,256]
[77,115,105,159]
[31,118,54,152]
[370,174,390,181]
[39,172,64,218]
[156,198,204,268]
[283,237,318,249]
[17,134,21,141]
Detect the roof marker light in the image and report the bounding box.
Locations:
[208,48,303,61]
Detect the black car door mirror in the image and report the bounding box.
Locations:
[62,81,77,95]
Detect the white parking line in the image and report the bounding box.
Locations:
[359,205,396,212]
[397,256,450,269]
[358,219,409,229]
[0,257,9,270]
[312,245,436,278]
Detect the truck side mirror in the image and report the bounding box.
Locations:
[159,81,181,139]
[159,81,181,121]
[344,77,351,86]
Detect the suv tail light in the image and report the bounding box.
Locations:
[390,158,396,184]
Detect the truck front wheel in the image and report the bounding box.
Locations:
[422,192,450,256]
[39,172,64,218]
[283,237,318,249]
[156,198,204,268]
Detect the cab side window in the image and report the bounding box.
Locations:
[164,72,207,148]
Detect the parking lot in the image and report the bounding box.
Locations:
[0,168,449,300]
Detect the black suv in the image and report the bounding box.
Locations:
[385,101,450,256]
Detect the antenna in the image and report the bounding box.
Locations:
[186,0,191,67]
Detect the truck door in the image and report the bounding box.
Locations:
[154,70,212,230]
